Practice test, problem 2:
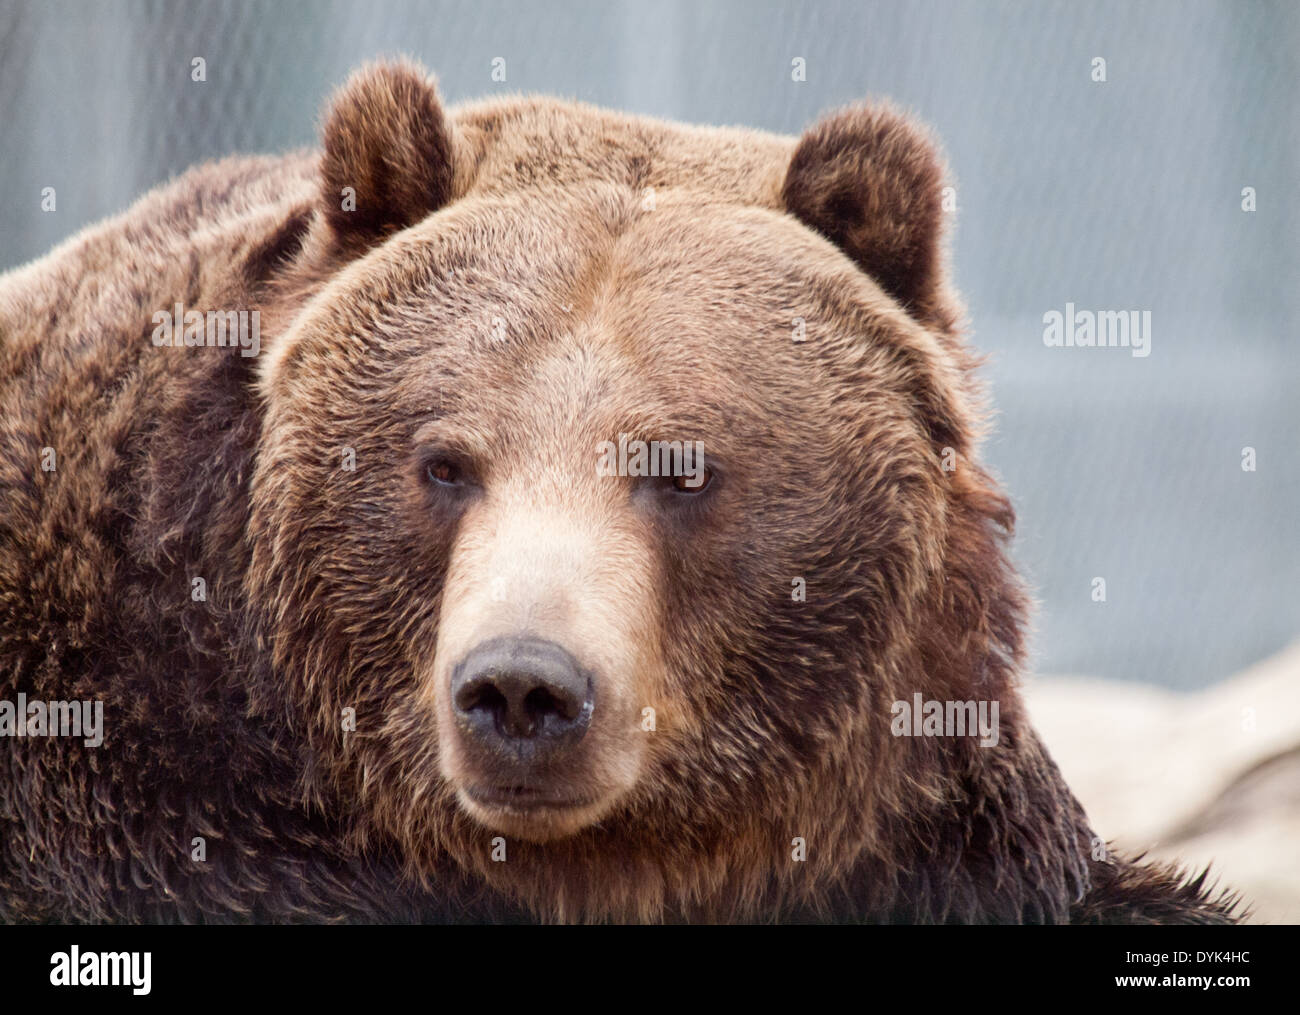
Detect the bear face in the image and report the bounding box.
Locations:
[244,62,1026,920]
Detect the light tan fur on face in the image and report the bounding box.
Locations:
[425,396,666,842]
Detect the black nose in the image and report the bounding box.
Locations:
[451,637,594,762]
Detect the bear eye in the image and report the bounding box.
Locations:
[670,469,713,494]
[425,457,465,487]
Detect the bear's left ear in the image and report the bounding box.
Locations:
[317,59,458,252]
[782,103,951,331]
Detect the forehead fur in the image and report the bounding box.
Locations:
[262,180,973,471]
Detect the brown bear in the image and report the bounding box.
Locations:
[0,60,1240,924]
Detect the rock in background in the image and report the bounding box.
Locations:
[1026,643,1300,924]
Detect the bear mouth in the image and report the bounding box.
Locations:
[463,783,595,815]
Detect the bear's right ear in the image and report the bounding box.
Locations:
[317,60,457,252]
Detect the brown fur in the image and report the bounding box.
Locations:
[0,60,1241,924]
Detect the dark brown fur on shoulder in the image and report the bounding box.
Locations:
[1074,854,1242,925]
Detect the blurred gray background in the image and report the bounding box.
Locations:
[1,0,1296,688]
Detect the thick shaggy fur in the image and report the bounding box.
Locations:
[0,61,1240,923]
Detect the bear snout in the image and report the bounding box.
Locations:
[450,636,595,767]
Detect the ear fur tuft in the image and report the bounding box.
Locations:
[318,59,456,249]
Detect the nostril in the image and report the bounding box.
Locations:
[455,680,507,720]
[524,685,577,723]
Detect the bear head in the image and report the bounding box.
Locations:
[247,61,1041,922]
